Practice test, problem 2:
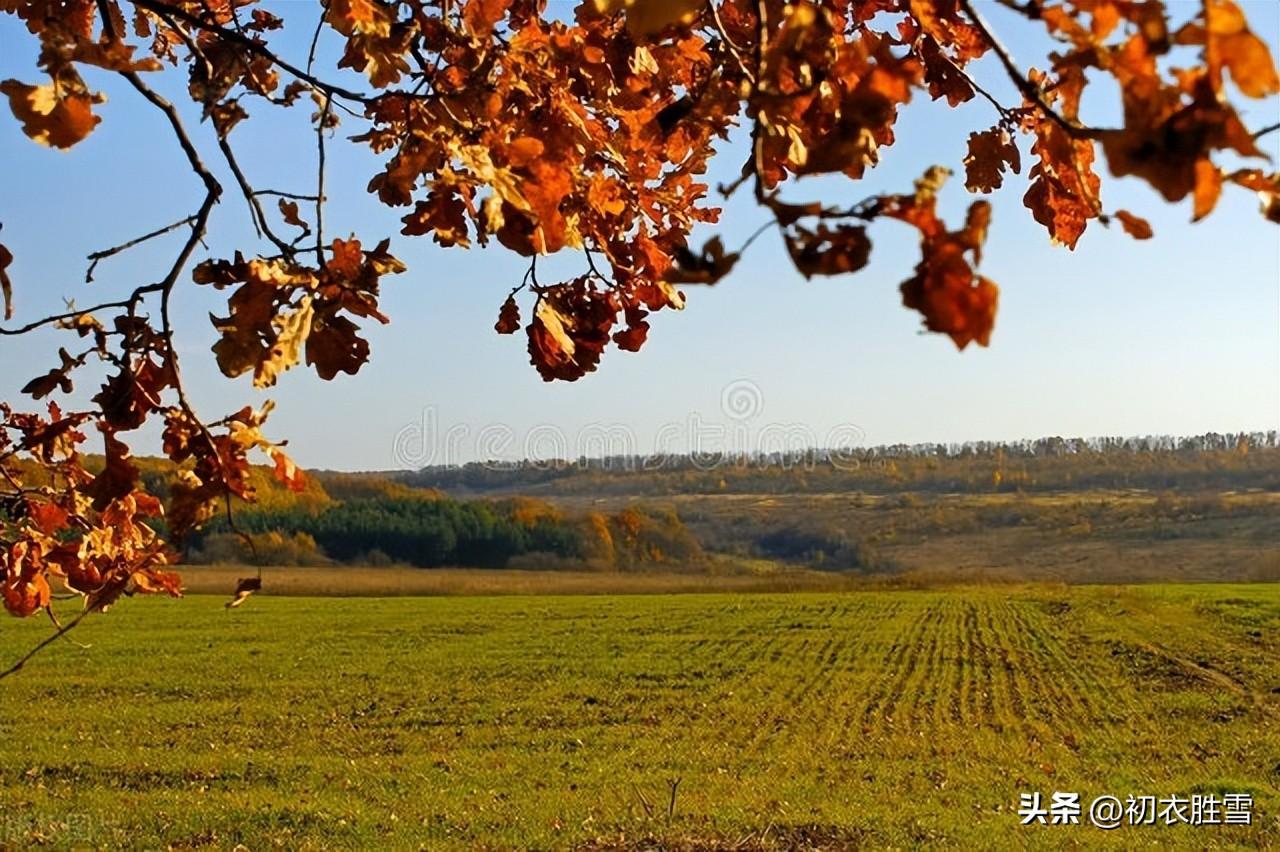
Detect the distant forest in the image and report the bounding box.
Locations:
[398,432,1280,496]
[59,431,1275,576]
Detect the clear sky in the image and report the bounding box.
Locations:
[1,2,1278,471]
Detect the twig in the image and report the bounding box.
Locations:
[992,0,1042,18]
[1253,122,1280,139]
[316,93,333,264]
[0,289,161,336]
[253,189,322,201]
[308,0,331,77]
[958,0,1104,140]
[216,134,296,255]
[85,215,198,283]
[0,605,94,681]
[132,0,373,106]
[706,0,753,82]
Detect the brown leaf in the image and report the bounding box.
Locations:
[784,225,872,278]
[85,429,140,512]
[964,128,1020,194]
[279,199,311,235]
[495,294,521,334]
[305,313,371,380]
[226,575,262,609]
[22,348,79,400]
[595,0,703,36]
[920,37,974,107]
[1114,210,1153,240]
[666,236,740,284]
[526,281,617,382]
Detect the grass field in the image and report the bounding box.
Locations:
[1,584,1277,848]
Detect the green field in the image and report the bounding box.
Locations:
[2,585,1278,848]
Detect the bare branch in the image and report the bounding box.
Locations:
[1253,121,1280,139]
[85,215,198,283]
[0,288,161,336]
[316,94,334,265]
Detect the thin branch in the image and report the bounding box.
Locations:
[116,69,227,504]
[133,0,373,105]
[0,288,161,336]
[706,0,753,83]
[738,219,777,254]
[0,605,94,681]
[991,0,1043,19]
[1252,122,1280,139]
[316,94,334,265]
[216,134,297,255]
[308,0,331,77]
[85,215,198,283]
[253,189,321,202]
[958,0,1104,141]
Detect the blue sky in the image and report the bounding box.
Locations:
[1,2,1277,470]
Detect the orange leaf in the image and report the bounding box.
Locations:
[270,447,307,492]
[1193,159,1223,221]
[0,79,104,149]
[1114,210,1154,240]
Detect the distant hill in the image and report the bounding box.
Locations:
[43,431,1279,582]
[397,431,1280,496]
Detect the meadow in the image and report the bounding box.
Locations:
[1,584,1277,849]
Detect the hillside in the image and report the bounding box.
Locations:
[42,432,1280,582]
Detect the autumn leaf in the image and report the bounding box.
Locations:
[495,295,521,334]
[526,281,618,382]
[1114,210,1153,240]
[131,567,183,597]
[279,199,311,236]
[306,313,371,380]
[1024,123,1099,250]
[1,78,104,149]
[784,225,872,278]
[270,447,306,492]
[226,575,262,609]
[1193,159,1223,221]
[22,348,79,400]
[255,297,315,388]
[666,236,740,285]
[1204,0,1280,98]
[919,36,974,107]
[84,429,140,512]
[964,128,1020,194]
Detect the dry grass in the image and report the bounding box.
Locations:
[177,564,859,598]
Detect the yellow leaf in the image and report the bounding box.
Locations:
[255,297,315,388]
